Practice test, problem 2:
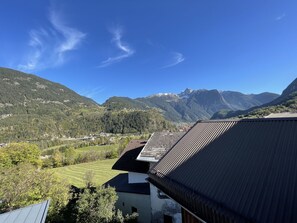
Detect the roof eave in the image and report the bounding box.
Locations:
[148,173,252,223]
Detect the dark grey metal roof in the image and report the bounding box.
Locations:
[104,173,150,195]
[0,200,50,223]
[265,112,297,118]
[148,118,297,223]
[137,132,184,162]
[112,140,150,173]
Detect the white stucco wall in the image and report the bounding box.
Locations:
[128,172,147,184]
[115,192,151,223]
[150,184,182,223]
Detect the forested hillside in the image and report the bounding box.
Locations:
[0,68,174,142]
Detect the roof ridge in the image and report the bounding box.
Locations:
[202,117,297,123]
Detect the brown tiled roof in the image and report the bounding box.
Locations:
[137,132,185,162]
[112,140,150,173]
[148,118,297,223]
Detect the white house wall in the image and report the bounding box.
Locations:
[115,192,151,223]
[128,172,147,184]
[150,184,182,223]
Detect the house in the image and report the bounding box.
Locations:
[109,132,185,223]
[0,200,50,223]
[148,118,297,223]
[106,140,151,223]
[137,132,185,223]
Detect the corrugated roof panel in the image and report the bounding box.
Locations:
[0,200,50,223]
[149,118,297,223]
[137,132,185,162]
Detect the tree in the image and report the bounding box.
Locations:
[84,170,95,188]
[51,149,63,167]
[76,186,118,223]
[0,163,69,222]
[0,143,41,168]
[76,186,137,223]
[117,137,131,155]
[63,147,77,166]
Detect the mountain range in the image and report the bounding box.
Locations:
[0,67,172,141]
[1,67,296,142]
[212,78,297,119]
[103,89,279,122]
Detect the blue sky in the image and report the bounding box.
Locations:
[1,0,297,103]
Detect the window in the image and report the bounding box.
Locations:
[164,214,173,223]
[131,206,137,213]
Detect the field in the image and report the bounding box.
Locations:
[42,143,119,156]
[75,144,118,154]
[52,158,124,188]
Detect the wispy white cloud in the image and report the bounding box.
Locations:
[275,13,286,21]
[162,52,185,68]
[99,26,134,68]
[18,9,86,71]
[49,11,86,63]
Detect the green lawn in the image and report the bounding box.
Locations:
[75,144,119,154]
[52,158,124,188]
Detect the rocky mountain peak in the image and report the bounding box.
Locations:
[281,78,297,97]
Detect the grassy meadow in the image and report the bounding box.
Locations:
[75,144,119,154]
[42,143,119,155]
[52,158,124,188]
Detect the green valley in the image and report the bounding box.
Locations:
[0,67,174,142]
